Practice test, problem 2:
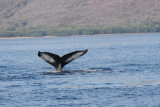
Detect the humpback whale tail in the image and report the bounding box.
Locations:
[38,49,88,72]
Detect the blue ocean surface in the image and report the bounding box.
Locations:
[0,33,160,107]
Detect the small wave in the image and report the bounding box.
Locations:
[125,80,160,87]
[123,63,155,67]
[0,73,38,81]
[42,67,112,75]
[0,66,7,68]
[42,71,66,75]
[42,70,81,75]
[0,66,11,70]
[89,67,112,71]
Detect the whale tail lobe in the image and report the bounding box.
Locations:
[38,49,88,72]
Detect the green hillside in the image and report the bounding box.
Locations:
[1,0,160,37]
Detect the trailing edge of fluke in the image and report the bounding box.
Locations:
[38,49,88,72]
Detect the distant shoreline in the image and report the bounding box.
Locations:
[72,32,154,36]
[0,32,159,39]
[0,36,56,39]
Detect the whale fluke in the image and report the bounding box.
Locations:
[38,49,88,72]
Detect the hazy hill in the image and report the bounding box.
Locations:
[1,0,160,37]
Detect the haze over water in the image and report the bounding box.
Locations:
[1,33,160,106]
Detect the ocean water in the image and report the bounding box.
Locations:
[0,33,160,107]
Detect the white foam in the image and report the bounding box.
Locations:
[42,70,58,74]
